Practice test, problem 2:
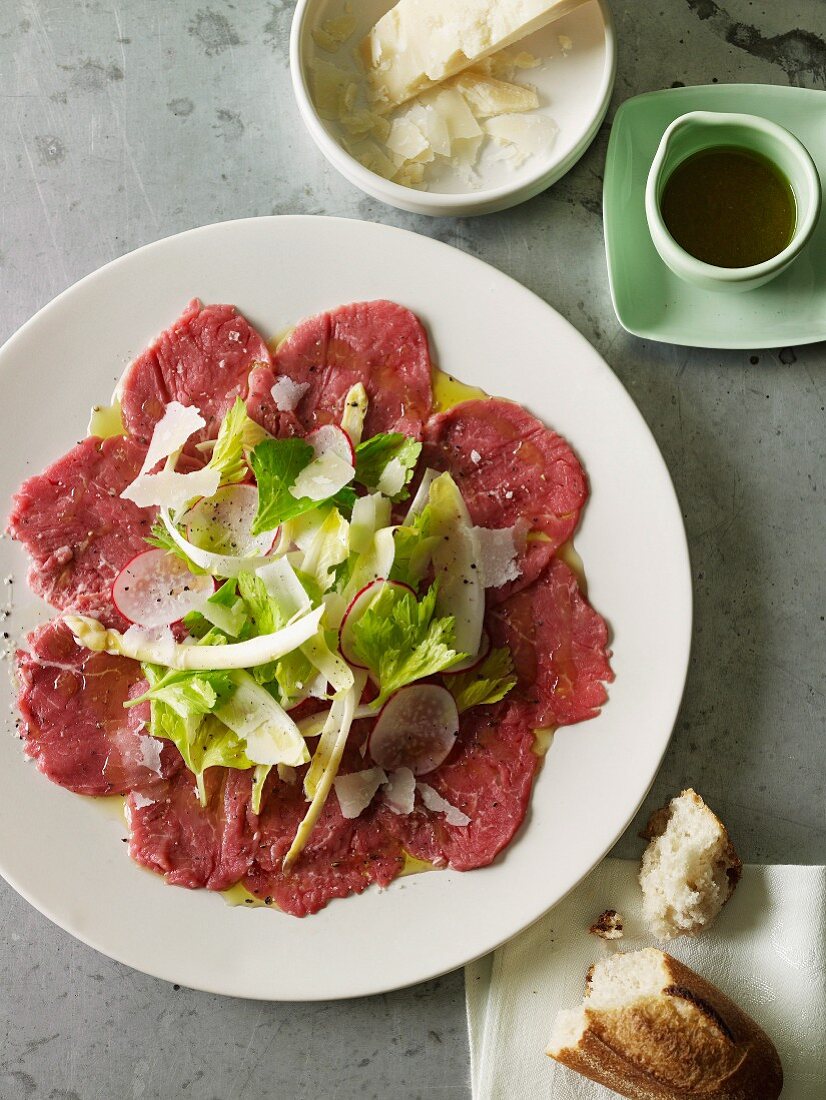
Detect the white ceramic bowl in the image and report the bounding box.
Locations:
[289,0,616,216]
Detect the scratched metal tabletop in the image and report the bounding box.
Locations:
[1,2,824,1098]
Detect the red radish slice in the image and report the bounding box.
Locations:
[112,549,214,629]
[338,579,414,668]
[308,424,355,466]
[184,484,278,557]
[368,685,459,775]
[442,631,491,676]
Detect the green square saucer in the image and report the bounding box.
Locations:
[603,84,826,349]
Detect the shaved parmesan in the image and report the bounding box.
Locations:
[334,767,388,819]
[311,13,357,53]
[383,767,416,815]
[122,465,221,511]
[404,103,451,157]
[423,87,482,141]
[473,523,526,588]
[350,139,399,180]
[450,71,539,117]
[377,457,406,497]
[120,400,219,510]
[386,116,430,161]
[132,792,154,810]
[139,402,206,475]
[418,783,470,827]
[312,59,357,119]
[290,450,355,501]
[340,110,391,141]
[270,376,310,412]
[484,113,558,164]
[139,734,164,776]
[393,161,427,187]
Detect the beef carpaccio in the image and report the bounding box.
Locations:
[9,298,613,917]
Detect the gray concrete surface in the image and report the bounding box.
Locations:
[1,1,824,1097]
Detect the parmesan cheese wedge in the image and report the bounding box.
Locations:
[361,0,585,107]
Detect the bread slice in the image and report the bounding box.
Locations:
[639,789,741,939]
[547,948,782,1100]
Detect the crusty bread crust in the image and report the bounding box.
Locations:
[547,952,782,1100]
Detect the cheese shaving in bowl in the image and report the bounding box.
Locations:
[306,4,561,193]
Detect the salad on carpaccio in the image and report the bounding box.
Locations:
[8,298,613,916]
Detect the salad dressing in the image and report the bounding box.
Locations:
[557,540,586,592]
[400,851,436,877]
[532,727,556,756]
[661,147,796,268]
[431,368,488,413]
[222,883,271,908]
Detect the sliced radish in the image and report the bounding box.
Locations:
[383,767,416,815]
[368,684,459,775]
[417,783,470,827]
[112,549,214,629]
[308,423,355,466]
[160,508,277,579]
[338,579,414,668]
[442,631,491,676]
[334,767,387,819]
[184,484,278,557]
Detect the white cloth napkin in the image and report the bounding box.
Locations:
[466,860,826,1099]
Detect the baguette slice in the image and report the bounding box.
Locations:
[639,789,741,939]
[547,948,782,1100]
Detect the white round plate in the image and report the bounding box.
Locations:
[0,217,690,1001]
[291,0,616,216]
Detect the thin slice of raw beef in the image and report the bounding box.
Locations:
[377,699,539,872]
[120,299,272,444]
[423,398,588,600]
[7,436,155,630]
[243,746,405,916]
[487,557,613,729]
[126,767,256,891]
[16,619,179,796]
[247,300,433,440]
